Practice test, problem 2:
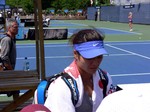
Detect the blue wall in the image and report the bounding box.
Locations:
[100,6,120,22]
[87,7,97,20]
[87,3,150,24]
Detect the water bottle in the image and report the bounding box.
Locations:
[23,57,30,71]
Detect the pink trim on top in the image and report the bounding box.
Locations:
[64,60,80,78]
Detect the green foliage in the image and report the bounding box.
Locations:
[6,0,34,14]
[6,0,21,7]
[6,0,111,14]
[42,0,51,10]
[21,0,34,14]
[94,0,110,6]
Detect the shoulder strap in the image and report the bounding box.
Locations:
[37,72,79,106]
[37,73,62,104]
[37,80,48,104]
[61,73,79,106]
[98,68,108,98]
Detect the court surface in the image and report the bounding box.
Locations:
[16,41,150,84]
[15,20,150,90]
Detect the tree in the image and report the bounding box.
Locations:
[42,0,51,10]
[6,0,111,14]
[20,0,34,14]
[6,0,21,7]
[6,0,34,14]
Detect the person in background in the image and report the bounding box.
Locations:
[0,18,19,100]
[128,12,133,31]
[44,29,118,112]
[95,11,98,21]
[46,16,50,26]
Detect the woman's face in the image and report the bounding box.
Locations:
[74,50,103,75]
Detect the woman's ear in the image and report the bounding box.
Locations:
[73,50,78,61]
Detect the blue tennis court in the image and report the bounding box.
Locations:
[14,20,150,90]
[15,20,142,39]
[68,28,139,36]
[15,41,150,86]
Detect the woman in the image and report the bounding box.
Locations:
[44,29,115,112]
[128,12,133,31]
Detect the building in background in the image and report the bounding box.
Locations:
[112,0,150,5]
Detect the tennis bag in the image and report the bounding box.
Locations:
[0,58,7,71]
[36,72,79,106]
[35,69,122,105]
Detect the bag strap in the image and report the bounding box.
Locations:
[43,72,79,106]
[98,68,108,98]
[37,80,48,104]
[37,73,62,104]
[61,72,79,106]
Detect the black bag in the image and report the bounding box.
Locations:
[0,58,7,71]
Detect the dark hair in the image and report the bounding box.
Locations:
[69,29,105,45]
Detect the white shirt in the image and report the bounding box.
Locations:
[96,84,150,112]
[44,60,113,112]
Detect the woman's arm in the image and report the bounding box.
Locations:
[44,77,76,112]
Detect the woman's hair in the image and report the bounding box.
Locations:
[69,29,105,45]
[129,12,132,15]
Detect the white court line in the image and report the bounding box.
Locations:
[108,54,133,56]
[106,44,150,60]
[16,53,133,60]
[106,42,150,45]
[17,42,150,48]
[57,21,88,26]
[70,23,88,26]
[111,72,150,77]
[17,46,35,48]
[100,27,142,35]
[17,44,72,48]
[60,22,142,35]
[105,40,150,43]
[68,26,142,35]
[16,56,73,60]
[52,20,88,26]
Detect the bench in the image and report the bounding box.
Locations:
[0,98,33,111]
[0,70,40,112]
